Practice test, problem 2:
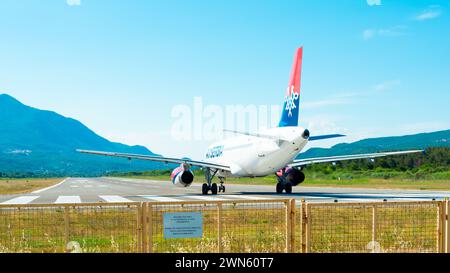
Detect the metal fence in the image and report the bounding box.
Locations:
[1,199,450,253]
[298,200,444,253]
[0,202,141,253]
[145,200,290,253]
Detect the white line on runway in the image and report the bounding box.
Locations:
[32,178,68,194]
[55,196,81,204]
[221,195,270,200]
[70,185,79,188]
[118,178,141,182]
[2,196,40,204]
[84,185,93,188]
[139,196,181,202]
[185,195,228,201]
[99,195,132,203]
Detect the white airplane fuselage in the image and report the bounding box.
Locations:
[205,126,309,177]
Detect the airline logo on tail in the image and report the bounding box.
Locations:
[284,85,299,117]
[279,47,303,127]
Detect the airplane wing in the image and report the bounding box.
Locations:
[288,150,424,168]
[76,149,231,171]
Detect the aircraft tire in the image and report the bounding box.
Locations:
[299,171,305,183]
[276,182,284,194]
[211,183,218,195]
[202,183,209,195]
[285,182,293,194]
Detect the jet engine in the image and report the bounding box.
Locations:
[170,164,194,187]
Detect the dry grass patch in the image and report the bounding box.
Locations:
[0,178,64,195]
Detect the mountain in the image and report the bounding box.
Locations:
[298,130,450,159]
[1,93,449,177]
[0,94,165,177]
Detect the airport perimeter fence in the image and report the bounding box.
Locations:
[1,198,450,253]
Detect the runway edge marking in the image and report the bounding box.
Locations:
[1,196,40,205]
[184,195,229,201]
[137,195,180,202]
[55,195,82,204]
[220,194,270,200]
[99,195,132,203]
[32,178,69,194]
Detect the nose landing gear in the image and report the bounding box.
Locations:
[218,177,226,193]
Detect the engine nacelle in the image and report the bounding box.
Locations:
[277,167,305,186]
[170,165,194,187]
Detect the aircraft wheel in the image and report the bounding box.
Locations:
[276,182,284,194]
[211,183,218,195]
[299,171,305,183]
[202,183,209,195]
[221,185,226,193]
[285,182,293,194]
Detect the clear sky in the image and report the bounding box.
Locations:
[1,0,449,158]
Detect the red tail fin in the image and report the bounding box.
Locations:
[289,47,303,95]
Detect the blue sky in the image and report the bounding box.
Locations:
[0,0,449,158]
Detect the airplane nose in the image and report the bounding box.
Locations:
[302,129,310,140]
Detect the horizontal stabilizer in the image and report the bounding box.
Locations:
[309,134,346,141]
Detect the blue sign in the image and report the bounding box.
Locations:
[163,212,203,239]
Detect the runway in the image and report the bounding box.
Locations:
[1,177,450,205]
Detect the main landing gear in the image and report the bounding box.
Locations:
[202,168,226,195]
[276,168,292,194]
[275,168,305,194]
[276,180,293,194]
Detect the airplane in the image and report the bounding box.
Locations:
[77,47,423,195]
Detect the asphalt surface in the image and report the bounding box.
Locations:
[1,177,450,205]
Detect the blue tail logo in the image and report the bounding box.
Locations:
[279,47,303,127]
[284,85,299,117]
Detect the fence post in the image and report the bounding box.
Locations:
[64,205,70,252]
[446,198,450,253]
[137,203,143,252]
[290,199,296,253]
[438,201,446,253]
[285,200,291,253]
[148,203,153,253]
[217,202,223,253]
[142,203,148,253]
[372,205,377,245]
[306,203,311,253]
[300,199,309,253]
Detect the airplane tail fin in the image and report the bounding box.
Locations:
[278,47,303,127]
